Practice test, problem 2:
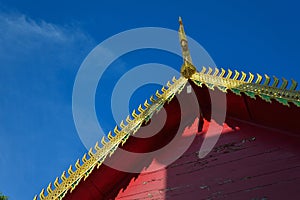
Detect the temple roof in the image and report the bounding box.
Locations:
[34,19,300,200]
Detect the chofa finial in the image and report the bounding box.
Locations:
[179,16,183,24]
[178,17,196,79]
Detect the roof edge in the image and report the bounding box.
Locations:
[191,66,300,107]
[34,76,188,200]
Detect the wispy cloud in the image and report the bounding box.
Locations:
[0,12,95,64]
[0,13,66,40]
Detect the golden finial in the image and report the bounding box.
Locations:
[178,17,196,79]
[179,16,183,25]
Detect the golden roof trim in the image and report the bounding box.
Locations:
[191,66,300,107]
[34,76,188,200]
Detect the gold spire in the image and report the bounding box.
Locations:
[178,17,196,79]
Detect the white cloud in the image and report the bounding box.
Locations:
[0,12,88,43]
[0,12,95,65]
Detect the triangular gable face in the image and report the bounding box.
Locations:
[34,19,300,200]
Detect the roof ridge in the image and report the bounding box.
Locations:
[34,76,188,200]
[191,66,300,107]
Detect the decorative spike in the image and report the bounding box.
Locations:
[96,162,102,169]
[108,131,114,140]
[247,72,254,83]
[150,95,155,102]
[167,81,172,88]
[54,177,60,188]
[219,68,226,77]
[94,141,101,151]
[114,125,120,134]
[109,145,118,157]
[101,136,107,146]
[226,69,233,79]
[120,120,125,128]
[233,70,240,80]
[88,147,94,157]
[290,79,298,90]
[68,165,74,175]
[280,78,288,89]
[213,67,219,76]
[138,104,144,113]
[161,86,167,93]
[126,115,132,123]
[272,76,279,87]
[144,99,150,108]
[155,90,162,98]
[47,182,53,194]
[39,189,45,200]
[61,171,67,181]
[263,74,270,85]
[200,66,206,73]
[132,109,139,118]
[97,156,106,168]
[75,159,81,169]
[172,76,177,83]
[33,195,38,200]
[240,71,247,82]
[255,73,262,84]
[207,67,213,75]
[82,153,88,163]
[70,187,75,193]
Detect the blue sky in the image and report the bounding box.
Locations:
[0,0,299,199]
